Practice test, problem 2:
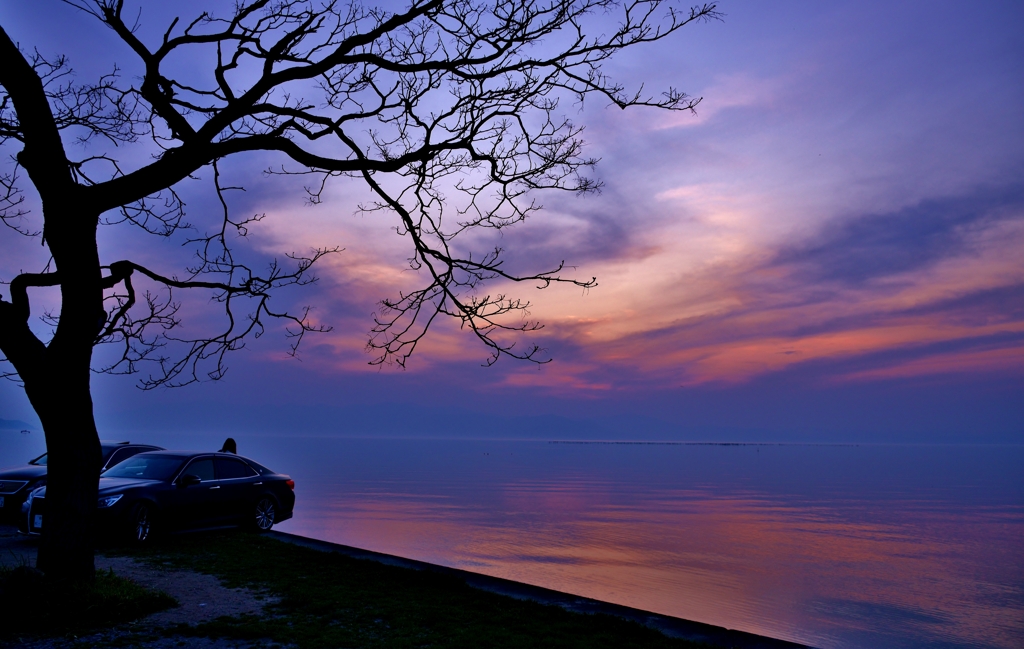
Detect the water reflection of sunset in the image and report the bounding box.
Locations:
[283,440,1024,649]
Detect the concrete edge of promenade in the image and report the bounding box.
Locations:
[268,530,813,649]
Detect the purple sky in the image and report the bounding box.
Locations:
[1,1,1022,442]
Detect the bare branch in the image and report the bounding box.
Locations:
[2,0,716,380]
[7,271,62,323]
[93,248,338,386]
[0,162,37,236]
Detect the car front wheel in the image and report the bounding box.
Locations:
[129,502,155,544]
[253,496,277,532]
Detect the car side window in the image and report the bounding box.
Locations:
[216,457,258,480]
[183,458,216,481]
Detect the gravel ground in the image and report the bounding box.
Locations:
[95,555,277,627]
[1,525,286,649]
[8,632,284,649]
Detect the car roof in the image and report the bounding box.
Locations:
[100,442,164,454]
[132,450,255,460]
[99,438,163,446]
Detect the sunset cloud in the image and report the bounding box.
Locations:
[1,1,1021,440]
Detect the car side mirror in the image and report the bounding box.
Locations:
[177,474,201,487]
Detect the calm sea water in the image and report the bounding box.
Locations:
[2,434,1022,648]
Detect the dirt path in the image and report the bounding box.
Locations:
[95,554,277,626]
[1,525,284,648]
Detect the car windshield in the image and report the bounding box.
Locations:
[102,455,185,481]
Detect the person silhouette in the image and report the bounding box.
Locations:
[219,437,237,454]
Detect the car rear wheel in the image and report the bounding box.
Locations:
[253,496,277,532]
[129,502,155,544]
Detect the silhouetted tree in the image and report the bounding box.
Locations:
[0,0,717,580]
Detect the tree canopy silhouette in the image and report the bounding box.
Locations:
[0,0,717,580]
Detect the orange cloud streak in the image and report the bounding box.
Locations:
[249,140,1024,391]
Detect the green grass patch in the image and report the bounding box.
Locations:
[0,564,177,639]
[113,532,711,649]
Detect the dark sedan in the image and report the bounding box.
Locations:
[0,440,162,522]
[27,451,295,543]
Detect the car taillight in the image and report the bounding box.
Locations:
[285,479,294,490]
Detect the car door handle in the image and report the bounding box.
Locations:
[209,486,221,490]
[254,482,262,486]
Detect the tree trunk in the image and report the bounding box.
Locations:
[26,381,102,581]
[0,203,105,583]
[32,206,106,582]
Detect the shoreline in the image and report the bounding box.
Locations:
[2,524,811,648]
[267,530,811,649]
